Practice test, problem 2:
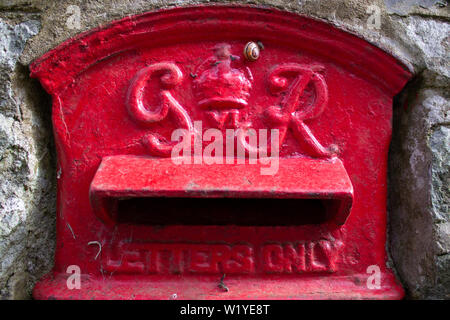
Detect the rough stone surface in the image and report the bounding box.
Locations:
[0,0,448,299]
[390,87,449,299]
[0,16,55,299]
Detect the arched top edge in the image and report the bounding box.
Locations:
[30,5,412,96]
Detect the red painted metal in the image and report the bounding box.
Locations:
[30,5,412,299]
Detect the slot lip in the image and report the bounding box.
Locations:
[90,155,353,227]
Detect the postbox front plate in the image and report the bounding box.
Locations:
[30,5,411,299]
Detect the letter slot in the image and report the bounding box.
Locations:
[30,6,412,299]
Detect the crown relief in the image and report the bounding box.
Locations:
[194,43,253,111]
[125,42,336,158]
[193,43,254,130]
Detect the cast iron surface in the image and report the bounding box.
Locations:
[30,5,411,299]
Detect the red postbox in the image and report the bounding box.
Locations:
[30,6,411,299]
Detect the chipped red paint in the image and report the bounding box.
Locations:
[30,5,412,299]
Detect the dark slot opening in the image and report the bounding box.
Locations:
[115,197,337,226]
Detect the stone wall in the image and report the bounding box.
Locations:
[0,0,448,299]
